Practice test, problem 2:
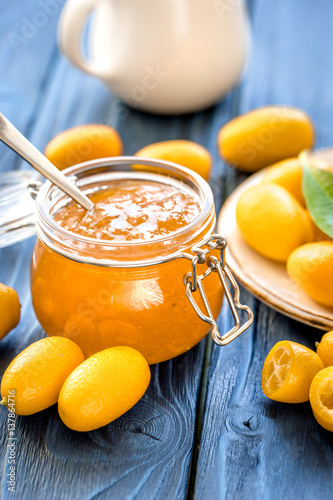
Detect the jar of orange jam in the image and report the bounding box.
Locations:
[30,158,253,364]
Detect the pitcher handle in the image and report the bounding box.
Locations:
[58,0,120,81]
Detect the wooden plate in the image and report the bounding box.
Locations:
[217,150,333,330]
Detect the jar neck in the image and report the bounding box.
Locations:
[35,157,216,267]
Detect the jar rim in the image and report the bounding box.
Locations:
[35,156,215,267]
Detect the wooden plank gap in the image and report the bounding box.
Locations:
[186,335,213,500]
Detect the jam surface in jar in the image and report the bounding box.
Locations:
[54,179,201,241]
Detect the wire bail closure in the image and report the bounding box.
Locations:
[183,234,253,346]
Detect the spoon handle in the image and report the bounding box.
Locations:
[0,114,93,211]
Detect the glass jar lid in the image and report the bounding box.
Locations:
[0,170,39,248]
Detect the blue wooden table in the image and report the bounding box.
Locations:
[1,1,333,498]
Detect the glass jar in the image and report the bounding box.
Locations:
[30,157,253,364]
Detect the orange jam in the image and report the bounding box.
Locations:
[31,167,223,364]
[54,180,201,241]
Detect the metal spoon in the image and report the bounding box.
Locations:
[0,113,94,210]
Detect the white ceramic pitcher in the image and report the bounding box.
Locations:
[58,0,251,114]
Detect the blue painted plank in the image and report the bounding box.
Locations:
[1,339,206,499]
[0,0,61,474]
[0,0,62,172]
[0,3,235,499]
[194,1,333,499]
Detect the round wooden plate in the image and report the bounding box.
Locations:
[217,149,333,331]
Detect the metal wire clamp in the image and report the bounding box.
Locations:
[183,234,254,346]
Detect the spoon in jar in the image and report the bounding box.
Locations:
[0,113,94,210]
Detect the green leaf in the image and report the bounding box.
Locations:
[301,151,333,238]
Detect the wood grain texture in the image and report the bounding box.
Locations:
[1,346,206,499]
[194,1,333,499]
